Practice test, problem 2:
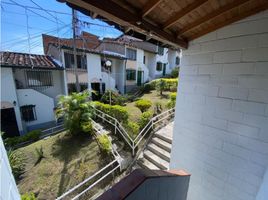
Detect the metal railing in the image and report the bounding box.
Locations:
[56,159,120,200]
[92,107,175,156]
[40,123,65,138]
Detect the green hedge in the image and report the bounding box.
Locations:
[123,121,140,140]
[135,99,152,113]
[167,92,177,109]
[149,78,178,91]
[138,111,153,129]
[4,130,41,147]
[96,134,112,154]
[93,101,129,123]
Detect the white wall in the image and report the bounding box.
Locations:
[167,49,177,73]
[0,137,21,200]
[87,53,102,91]
[144,51,157,80]
[1,68,23,133]
[17,89,55,128]
[170,10,268,200]
[13,69,65,104]
[111,58,125,94]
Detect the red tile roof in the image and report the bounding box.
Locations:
[42,31,100,54]
[0,51,62,69]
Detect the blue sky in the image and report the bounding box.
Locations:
[0,0,122,54]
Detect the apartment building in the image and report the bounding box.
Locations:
[0,51,66,136]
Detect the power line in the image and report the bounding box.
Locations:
[9,0,64,25]
[29,0,66,25]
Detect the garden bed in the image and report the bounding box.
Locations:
[15,131,112,200]
[125,90,172,123]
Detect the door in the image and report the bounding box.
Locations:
[163,64,166,76]
[1,108,20,138]
[91,82,101,100]
[137,70,143,86]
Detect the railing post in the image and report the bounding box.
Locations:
[132,141,135,157]
[114,120,117,135]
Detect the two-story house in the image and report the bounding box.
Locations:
[43,33,127,96]
[0,51,66,137]
[97,35,180,92]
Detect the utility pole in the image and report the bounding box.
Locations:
[72,9,80,92]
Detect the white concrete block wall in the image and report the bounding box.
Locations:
[0,137,20,200]
[170,10,268,200]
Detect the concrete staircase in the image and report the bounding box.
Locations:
[137,122,173,170]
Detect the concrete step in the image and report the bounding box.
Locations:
[151,137,172,153]
[147,143,170,162]
[144,150,169,170]
[155,132,172,144]
[137,157,160,170]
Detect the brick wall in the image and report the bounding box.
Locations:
[170,10,268,200]
[0,137,20,200]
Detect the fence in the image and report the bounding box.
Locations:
[40,123,65,139]
[56,108,175,200]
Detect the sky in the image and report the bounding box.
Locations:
[0,0,122,54]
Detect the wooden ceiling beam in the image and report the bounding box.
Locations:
[189,2,268,41]
[66,0,188,48]
[142,0,162,17]
[177,0,251,37]
[163,0,208,30]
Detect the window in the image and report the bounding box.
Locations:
[156,62,163,71]
[175,56,180,65]
[126,48,137,60]
[126,69,136,80]
[64,52,87,69]
[143,56,146,64]
[157,46,164,55]
[26,70,53,87]
[20,105,36,122]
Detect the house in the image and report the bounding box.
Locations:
[0,51,66,136]
[62,1,268,200]
[97,35,180,92]
[43,33,127,95]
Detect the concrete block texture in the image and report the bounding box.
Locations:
[170,10,268,200]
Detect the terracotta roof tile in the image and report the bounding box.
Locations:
[0,51,62,69]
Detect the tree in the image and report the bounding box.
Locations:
[156,79,166,96]
[56,92,93,135]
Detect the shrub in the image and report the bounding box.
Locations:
[81,121,93,134]
[124,121,140,140]
[153,102,163,115]
[56,92,93,135]
[138,111,153,129]
[23,130,41,142]
[135,99,152,113]
[171,67,179,78]
[93,102,129,122]
[149,78,178,92]
[170,92,177,101]
[167,100,176,108]
[100,90,126,105]
[7,150,25,179]
[97,134,112,154]
[141,83,153,93]
[35,146,44,165]
[4,130,41,147]
[167,92,177,109]
[21,192,37,200]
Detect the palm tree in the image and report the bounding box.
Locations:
[56,91,93,135]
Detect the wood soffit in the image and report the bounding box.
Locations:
[62,0,268,49]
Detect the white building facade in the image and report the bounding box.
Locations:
[0,52,66,136]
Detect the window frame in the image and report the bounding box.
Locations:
[126,69,136,81]
[126,48,137,60]
[20,105,37,122]
[26,70,53,87]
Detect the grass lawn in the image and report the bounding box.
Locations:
[125,90,171,122]
[15,131,110,200]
